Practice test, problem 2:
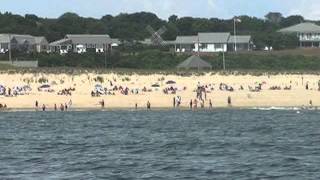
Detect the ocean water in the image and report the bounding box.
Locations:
[0,109,320,179]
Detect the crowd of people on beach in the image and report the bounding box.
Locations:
[1,76,320,111]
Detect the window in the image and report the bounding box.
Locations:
[201,44,208,49]
[215,43,223,49]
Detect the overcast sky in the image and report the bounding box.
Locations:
[0,0,319,20]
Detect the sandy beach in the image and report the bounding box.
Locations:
[0,72,320,110]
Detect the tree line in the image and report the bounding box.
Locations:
[0,11,311,49]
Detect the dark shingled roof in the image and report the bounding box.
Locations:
[177,55,212,69]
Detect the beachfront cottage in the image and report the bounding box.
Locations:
[49,34,116,54]
[0,34,49,53]
[173,32,252,53]
[35,36,49,53]
[228,35,253,51]
[278,22,320,48]
[174,36,198,52]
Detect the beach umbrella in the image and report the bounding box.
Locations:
[166,80,176,85]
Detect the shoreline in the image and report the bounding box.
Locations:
[0,106,317,112]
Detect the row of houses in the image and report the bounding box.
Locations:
[1,22,320,55]
[0,34,121,54]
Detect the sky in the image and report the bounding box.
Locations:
[0,0,319,20]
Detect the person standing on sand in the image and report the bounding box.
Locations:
[173,97,176,108]
[201,100,205,108]
[189,100,193,109]
[147,101,151,110]
[35,101,39,109]
[193,99,198,109]
[65,103,68,111]
[60,104,64,111]
[54,104,57,111]
[209,99,213,109]
[135,103,138,110]
[101,99,105,108]
[42,104,46,111]
[68,100,72,108]
[228,96,232,106]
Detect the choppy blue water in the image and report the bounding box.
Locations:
[0,109,320,179]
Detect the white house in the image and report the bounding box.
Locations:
[49,34,115,54]
[173,32,252,53]
[0,34,49,53]
[278,22,320,48]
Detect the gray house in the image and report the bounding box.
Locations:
[279,22,320,48]
[49,34,114,54]
[228,35,253,51]
[173,32,252,53]
[0,34,49,53]
[174,36,198,52]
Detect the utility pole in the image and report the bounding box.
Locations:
[104,44,107,69]
[8,34,12,63]
[234,19,237,52]
[222,51,226,71]
[233,18,242,52]
[197,35,200,56]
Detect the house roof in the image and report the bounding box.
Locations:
[175,36,198,44]
[278,22,320,33]
[12,34,36,44]
[34,36,48,44]
[0,34,10,43]
[65,34,112,44]
[198,32,230,43]
[0,34,48,45]
[228,35,251,44]
[49,38,72,46]
[177,55,212,69]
